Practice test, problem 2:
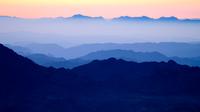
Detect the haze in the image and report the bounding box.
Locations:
[0,16,200,47]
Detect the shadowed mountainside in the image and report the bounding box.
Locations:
[78,49,200,67]
[7,43,200,68]
[16,43,200,59]
[25,53,89,69]
[24,49,200,68]
[64,43,200,58]
[80,49,168,61]
[1,43,200,112]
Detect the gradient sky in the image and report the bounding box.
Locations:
[0,0,200,18]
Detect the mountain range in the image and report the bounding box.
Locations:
[8,42,200,59]
[64,43,200,58]
[1,15,200,45]
[1,43,200,111]
[1,14,200,22]
[26,49,200,68]
[79,49,200,67]
[7,43,200,68]
[26,53,89,68]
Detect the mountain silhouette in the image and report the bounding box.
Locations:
[16,49,200,68]
[5,44,32,55]
[7,43,200,68]
[64,43,200,58]
[69,14,104,20]
[158,16,178,21]
[73,58,200,95]
[27,53,89,68]
[79,49,168,62]
[78,49,200,67]
[27,53,65,64]
[113,16,153,21]
[1,15,199,22]
[172,56,200,67]
[8,42,200,59]
[1,43,200,112]
[0,44,77,112]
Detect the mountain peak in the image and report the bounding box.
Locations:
[71,14,90,19]
[114,16,152,21]
[158,16,178,21]
[70,14,104,20]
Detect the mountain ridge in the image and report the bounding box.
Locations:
[1,43,200,112]
[7,43,200,68]
[1,14,200,22]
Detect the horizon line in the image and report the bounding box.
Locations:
[1,14,200,20]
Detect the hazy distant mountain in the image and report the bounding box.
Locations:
[65,42,200,58]
[1,43,200,112]
[25,49,168,68]
[6,43,200,68]
[24,43,68,57]
[5,44,32,55]
[26,53,89,68]
[6,44,90,68]
[1,15,199,22]
[46,58,90,69]
[80,49,168,62]
[113,16,184,22]
[10,48,200,68]
[158,16,178,21]
[172,56,200,67]
[78,49,200,67]
[1,15,200,45]
[6,43,68,58]
[113,16,153,22]
[113,16,180,22]
[70,14,93,19]
[113,16,200,23]
[27,53,65,65]
[68,14,104,20]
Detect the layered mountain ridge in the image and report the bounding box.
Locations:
[1,14,200,22]
[1,43,200,112]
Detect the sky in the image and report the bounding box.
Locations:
[0,0,200,19]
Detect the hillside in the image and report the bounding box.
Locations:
[1,43,200,112]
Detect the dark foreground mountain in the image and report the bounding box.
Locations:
[1,43,200,112]
[0,44,79,112]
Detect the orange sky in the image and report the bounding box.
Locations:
[0,0,200,18]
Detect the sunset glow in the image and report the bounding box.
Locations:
[0,0,200,18]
